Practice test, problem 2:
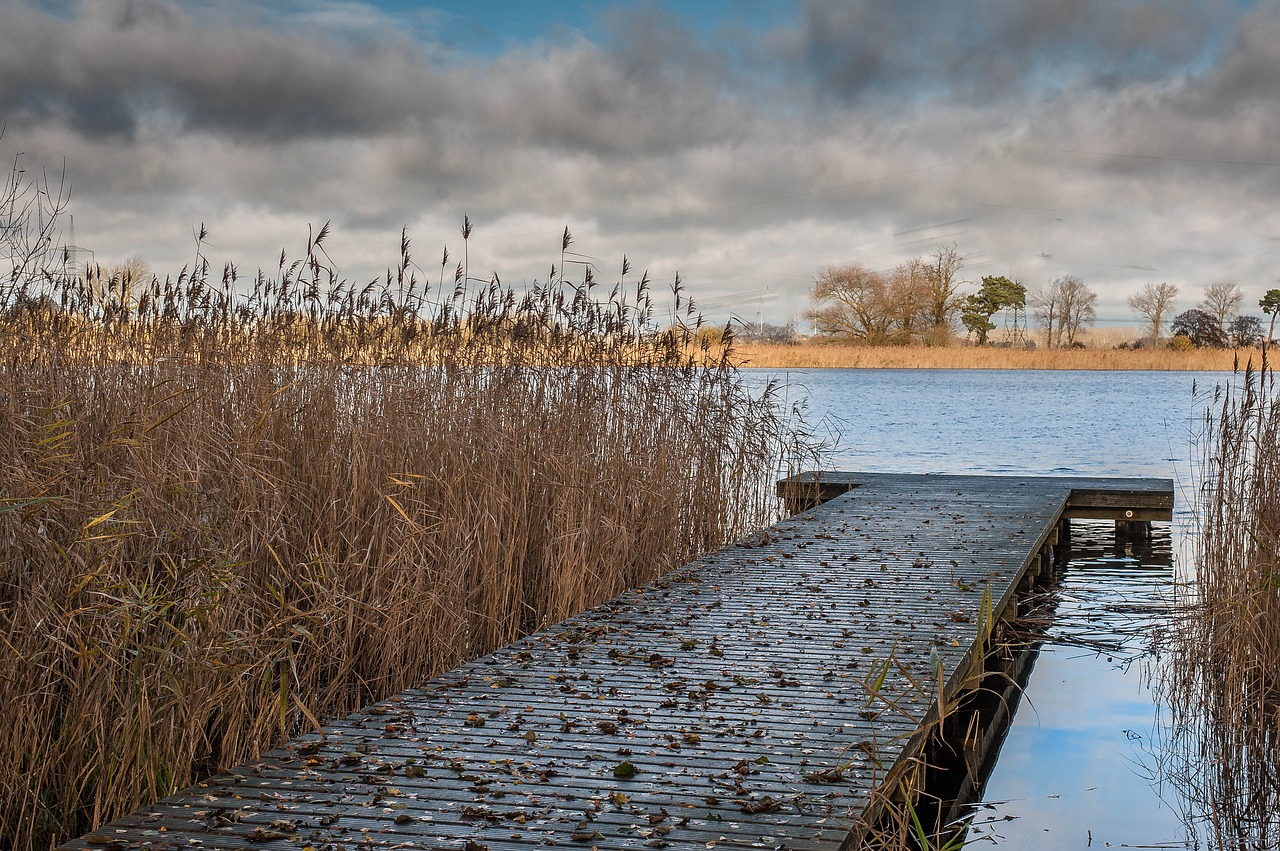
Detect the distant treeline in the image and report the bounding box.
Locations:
[799,246,1278,350]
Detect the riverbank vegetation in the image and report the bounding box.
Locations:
[0,172,812,846]
[797,244,1277,368]
[1166,356,1280,846]
[732,341,1246,370]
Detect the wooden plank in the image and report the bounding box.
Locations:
[1060,506,1169,521]
[779,472,1174,521]
[62,473,1169,851]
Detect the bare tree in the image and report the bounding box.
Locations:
[1200,281,1244,332]
[807,251,967,346]
[2,139,72,299]
[1059,276,1097,346]
[922,244,964,344]
[109,254,151,282]
[804,263,894,344]
[84,254,153,308]
[1032,275,1096,347]
[110,254,152,306]
[1128,282,1179,341]
[1031,285,1060,348]
[885,257,928,344]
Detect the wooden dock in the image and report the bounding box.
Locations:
[64,473,1172,851]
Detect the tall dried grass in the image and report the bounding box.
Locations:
[734,342,1243,371]
[0,209,811,847]
[1167,354,1280,846]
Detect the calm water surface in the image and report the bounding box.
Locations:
[970,523,1183,848]
[749,368,1213,483]
[745,368,1229,849]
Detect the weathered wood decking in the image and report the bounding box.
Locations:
[64,473,1172,851]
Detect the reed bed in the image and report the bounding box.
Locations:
[1166,355,1280,847]
[0,221,813,848]
[734,342,1244,371]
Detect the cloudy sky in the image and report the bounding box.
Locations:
[4,0,1279,329]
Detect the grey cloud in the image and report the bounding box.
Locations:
[0,0,751,158]
[0,0,455,141]
[600,4,728,88]
[780,0,1232,105]
[1182,7,1280,115]
[457,45,749,160]
[431,4,753,161]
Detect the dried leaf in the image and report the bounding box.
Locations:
[738,797,783,814]
[802,767,845,783]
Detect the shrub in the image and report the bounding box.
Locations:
[1228,315,1264,348]
[1170,308,1228,348]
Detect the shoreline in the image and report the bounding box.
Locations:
[731,343,1255,371]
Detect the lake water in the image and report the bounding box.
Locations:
[744,368,1230,849]
[751,368,1212,485]
[970,522,1184,848]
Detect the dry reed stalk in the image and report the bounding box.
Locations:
[0,197,815,846]
[733,342,1244,371]
[846,586,1002,850]
[1165,353,1280,846]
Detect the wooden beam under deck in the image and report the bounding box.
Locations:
[778,471,1174,523]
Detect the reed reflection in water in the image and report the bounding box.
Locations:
[970,522,1189,849]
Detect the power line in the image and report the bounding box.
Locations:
[1054,148,1280,168]
[893,216,972,236]
[972,202,1060,213]
[595,155,976,232]
[893,230,971,248]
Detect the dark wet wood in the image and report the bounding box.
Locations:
[777,472,1173,522]
[64,473,1172,851]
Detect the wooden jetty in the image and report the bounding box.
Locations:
[64,473,1172,851]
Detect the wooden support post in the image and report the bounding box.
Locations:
[1000,597,1020,622]
[1115,514,1153,542]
